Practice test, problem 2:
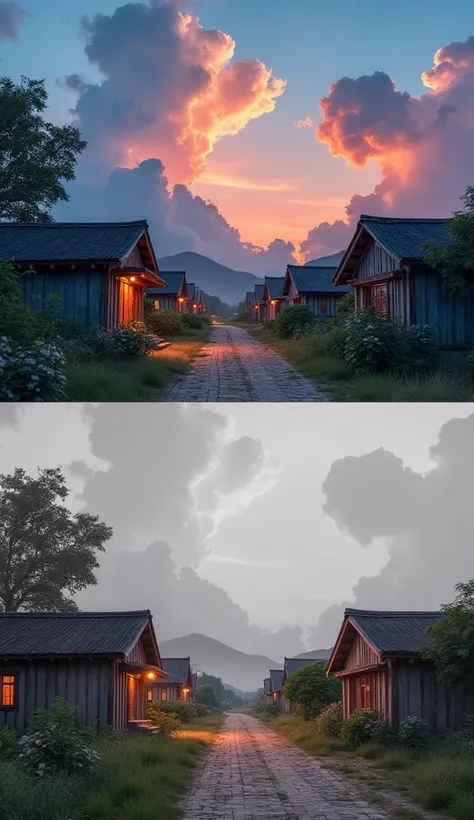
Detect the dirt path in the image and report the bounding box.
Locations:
[181,713,388,819]
[160,325,328,402]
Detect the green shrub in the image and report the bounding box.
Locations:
[313,702,343,738]
[398,717,430,749]
[308,322,347,359]
[145,707,181,738]
[404,325,437,373]
[181,313,205,330]
[0,337,67,401]
[145,309,185,337]
[343,309,404,374]
[0,261,42,346]
[275,305,315,339]
[335,292,355,321]
[109,322,160,358]
[0,726,20,761]
[147,700,197,724]
[340,709,381,746]
[19,697,100,776]
[262,702,281,718]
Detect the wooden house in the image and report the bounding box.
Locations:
[146,271,188,312]
[263,277,286,320]
[0,220,164,330]
[282,265,352,317]
[268,668,284,706]
[280,657,331,713]
[147,657,195,704]
[263,677,271,703]
[326,608,474,734]
[186,283,204,314]
[0,610,166,734]
[254,283,266,323]
[333,215,474,347]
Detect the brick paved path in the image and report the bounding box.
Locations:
[161,325,327,402]
[182,713,388,820]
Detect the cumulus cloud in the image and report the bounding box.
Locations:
[299,35,474,260]
[309,414,474,647]
[0,1,27,40]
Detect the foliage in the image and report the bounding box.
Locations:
[263,701,282,718]
[19,698,100,776]
[0,466,112,611]
[274,305,316,339]
[222,687,244,709]
[181,313,207,330]
[109,321,160,358]
[313,702,343,738]
[282,662,341,721]
[335,292,355,320]
[340,709,383,746]
[404,325,438,373]
[198,673,225,708]
[0,76,87,221]
[148,700,198,724]
[424,580,474,685]
[0,261,42,346]
[424,185,474,295]
[197,683,218,709]
[0,336,67,401]
[398,717,430,749]
[145,309,185,337]
[307,321,347,360]
[145,704,181,738]
[0,726,20,761]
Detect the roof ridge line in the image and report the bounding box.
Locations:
[0,610,151,618]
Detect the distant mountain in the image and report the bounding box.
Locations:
[159,633,281,692]
[305,250,345,267]
[158,251,262,306]
[295,649,333,661]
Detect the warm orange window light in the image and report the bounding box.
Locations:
[271,300,275,305]
[147,690,153,702]
[130,276,136,282]
[178,297,184,302]
[1,675,15,707]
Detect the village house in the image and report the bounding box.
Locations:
[333,214,474,347]
[254,283,266,323]
[280,656,331,713]
[326,608,474,734]
[282,265,352,317]
[186,283,205,314]
[0,220,164,330]
[147,657,196,703]
[0,610,167,734]
[263,677,271,703]
[146,271,188,312]
[263,276,286,320]
[267,668,284,706]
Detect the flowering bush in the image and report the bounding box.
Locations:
[343,310,402,374]
[19,697,100,777]
[398,716,430,749]
[145,309,184,338]
[148,700,198,724]
[275,305,316,339]
[340,709,382,746]
[110,321,160,358]
[146,704,181,738]
[404,325,437,373]
[314,702,343,738]
[0,337,66,401]
[0,726,20,760]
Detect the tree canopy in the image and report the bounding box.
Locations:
[424,185,474,294]
[282,662,341,720]
[424,580,474,685]
[0,76,87,222]
[0,467,112,612]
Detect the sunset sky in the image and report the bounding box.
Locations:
[3,0,474,272]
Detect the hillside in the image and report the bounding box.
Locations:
[306,250,345,267]
[158,251,262,306]
[159,633,280,692]
[295,649,333,661]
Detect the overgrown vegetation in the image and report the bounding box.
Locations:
[0,698,222,820]
[424,184,474,295]
[282,661,341,720]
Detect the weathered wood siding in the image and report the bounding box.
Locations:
[305,294,342,318]
[410,266,474,348]
[146,293,177,311]
[344,632,379,671]
[344,670,388,719]
[148,683,182,702]
[358,241,397,279]
[0,658,114,733]
[22,267,109,327]
[393,659,474,732]
[125,247,145,267]
[126,638,147,665]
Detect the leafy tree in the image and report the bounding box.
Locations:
[282,662,341,720]
[198,673,225,706]
[0,467,112,611]
[0,76,87,222]
[197,684,217,709]
[424,185,474,294]
[424,580,474,685]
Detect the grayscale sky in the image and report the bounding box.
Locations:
[1,403,473,660]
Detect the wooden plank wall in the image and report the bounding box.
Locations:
[394,660,474,732]
[411,267,474,348]
[0,659,113,733]
[22,268,107,327]
[357,242,397,279]
[305,295,341,318]
[345,633,379,671]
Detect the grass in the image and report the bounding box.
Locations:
[64,329,211,401]
[264,713,474,820]
[247,324,474,402]
[0,715,222,820]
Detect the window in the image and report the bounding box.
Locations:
[161,689,167,701]
[147,690,153,702]
[358,677,371,710]
[153,300,160,310]
[320,298,328,314]
[0,675,16,708]
[368,284,389,319]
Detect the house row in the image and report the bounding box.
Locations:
[0,610,197,734]
[0,220,205,331]
[265,608,474,735]
[246,266,352,323]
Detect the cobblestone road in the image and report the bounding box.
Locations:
[182,713,388,820]
[161,325,327,402]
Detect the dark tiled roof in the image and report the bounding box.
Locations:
[264,276,285,299]
[347,608,445,654]
[148,271,186,295]
[0,611,151,656]
[255,283,265,302]
[269,669,284,692]
[285,657,327,676]
[159,657,192,685]
[0,220,150,263]
[360,215,452,260]
[287,265,352,294]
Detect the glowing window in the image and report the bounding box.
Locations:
[1,675,15,708]
[153,300,160,310]
[161,689,167,701]
[147,690,153,702]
